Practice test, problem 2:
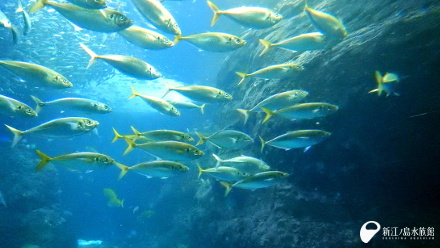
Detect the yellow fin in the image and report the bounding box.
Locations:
[235,72,248,85]
[79,43,99,69]
[261,107,275,123]
[30,95,45,114]
[128,86,138,99]
[219,181,233,196]
[112,127,122,142]
[4,124,24,147]
[259,136,266,153]
[29,0,47,14]
[207,1,221,26]
[236,109,250,125]
[130,126,142,136]
[195,132,207,146]
[115,162,129,180]
[259,39,272,56]
[123,137,136,155]
[35,150,51,171]
[199,104,206,115]
[196,163,204,179]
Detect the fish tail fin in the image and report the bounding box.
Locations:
[30,95,45,114]
[259,136,266,153]
[115,162,129,180]
[173,35,183,44]
[11,26,19,45]
[4,124,24,147]
[196,163,204,179]
[235,72,248,85]
[128,86,139,99]
[130,126,142,136]
[212,154,223,169]
[369,71,383,95]
[236,109,250,125]
[29,0,47,14]
[195,132,207,146]
[207,1,221,26]
[219,181,232,196]
[261,107,275,123]
[199,104,206,115]
[112,127,123,142]
[259,39,273,56]
[122,138,136,155]
[79,43,99,69]
[162,84,173,98]
[16,0,23,13]
[35,150,52,171]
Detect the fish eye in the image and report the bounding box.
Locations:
[119,15,126,21]
[26,109,32,114]
[17,105,23,110]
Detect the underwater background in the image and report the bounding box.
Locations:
[0,0,439,247]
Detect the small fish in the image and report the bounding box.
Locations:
[237,90,308,124]
[66,0,107,9]
[207,1,282,29]
[103,188,124,208]
[0,94,37,117]
[0,60,73,88]
[0,190,6,207]
[220,171,289,196]
[259,32,326,56]
[131,0,181,35]
[197,164,249,182]
[16,0,32,35]
[35,150,124,172]
[31,95,111,114]
[118,160,189,180]
[261,102,339,123]
[130,126,195,143]
[30,0,132,33]
[369,71,400,96]
[123,138,204,161]
[129,86,180,116]
[80,43,161,80]
[304,5,347,39]
[260,130,331,152]
[0,9,19,44]
[174,32,246,52]
[196,130,253,149]
[212,154,270,174]
[162,84,232,103]
[236,63,304,85]
[5,117,99,147]
[168,100,205,114]
[118,25,174,50]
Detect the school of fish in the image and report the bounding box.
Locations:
[0,0,387,201]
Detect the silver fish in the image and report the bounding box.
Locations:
[197,164,249,182]
[196,130,253,149]
[16,0,32,35]
[174,32,246,52]
[80,43,161,80]
[212,154,270,174]
[0,94,37,117]
[163,84,232,103]
[261,102,339,123]
[66,0,107,9]
[260,130,331,152]
[118,160,189,180]
[259,32,327,56]
[0,60,73,88]
[221,171,289,196]
[129,86,180,116]
[304,5,347,39]
[31,95,111,114]
[131,0,181,35]
[0,9,19,44]
[5,117,99,147]
[118,25,174,50]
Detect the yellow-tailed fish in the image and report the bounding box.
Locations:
[16,0,32,35]
[197,164,249,182]
[174,32,245,52]
[0,94,37,117]
[35,150,125,174]
[80,43,161,80]
[207,1,282,29]
[304,5,347,39]
[260,130,331,152]
[118,25,174,50]
[236,63,304,85]
[237,90,308,125]
[259,32,326,56]
[5,117,99,147]
[103,188,124,208]
[66,0,107,9]
[29,0,132,33]
[162,84,232,103]
[129,86,180,116]
[369,71,400,96]
[130,126,194,143]
[0,10,19,44]
[196,130,253,149]
[212,154,270,174]
[261,102,338,123]
[123,138,204,161]
[131,0,181,35]
[220,171,289,196]
[112,127,149,143]
[168,100,205,114]
[118,160,189,180]
[31,95,111,114]
[0,61,72,88]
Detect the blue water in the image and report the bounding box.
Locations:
[1,0,439,248]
